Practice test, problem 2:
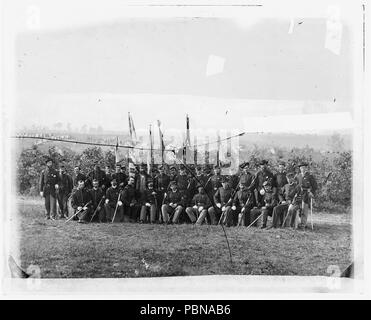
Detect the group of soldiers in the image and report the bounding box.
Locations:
[39,157,318,230]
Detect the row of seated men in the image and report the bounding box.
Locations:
[67,161,317,230]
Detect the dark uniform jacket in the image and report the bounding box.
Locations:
[72,172,87,188]
[233,188,254,208]
[283,182,302,205]
[169,173,177,182]
[239,172,253,188]
[164,190,187,207]
[87,170,107,188]
[155,173,170,192]
[71,187,92,209]
[214,187,233,206]
[228,174,240,190]
[57,172,73,195]
[105,186,120,208]
[39,167,58,196]
[140,189,158,205]
[90,187,105,208]
[191,193,211,208]
[249,169,276,192]
[135,173,149,193]
[262,191,277,208]
[102,173,112,189]
[176,174,190,191]
[112,172,127,188]
[275,172,288,202]
[121,184,138,206]
[209,174,223,194]
[295,172,318,204]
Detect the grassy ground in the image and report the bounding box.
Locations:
[16,197,352,278]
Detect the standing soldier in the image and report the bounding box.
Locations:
[112,164,127,190]
[72,166,87,190]
[104,178,122,222]
[186,184,211,225]
[161,181,186,224]
[87,163,107,190]
[89,179,106,222]
[122,176,139,223]
[274,161,288,202]
[209,165,223,196]
[209,176,233,225]
[189,166,207,199]
[56,164,73,219]
[139,180,158,224]
[71,179,92,223]
[248,160,276,208]
[39,157,59,220]
[239,162,253,188]
[102,165,113,189]
[135,164,149,197]
[169,166,178,182]
[295,162,318,229]
[155,165,170,216]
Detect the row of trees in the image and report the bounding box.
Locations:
[16,144,352,211]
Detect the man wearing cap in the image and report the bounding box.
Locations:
[186,184,211,225]
[56,164,73,219]
[231,182,255,227]
[161,181,186,224]
[102,165,113,188]
[39,157,59,220]
[104,178,122,222]
[274,161,288,203]
[248,160,276,208]
[87,163,107,190]
[239,162,253,188]
[139,180,158,224]
[72,166,87,190]
[135,164,149,195]
[295,162,318,229]
[169,166,178,182]
[175,165,191,194]
[209,166,223,196]
[272,172,302,228]
[189,166,208,202]
[209,176,233,226]
[71,179,92,223]
[122,176,139,222]
[90,179,106,222]
[259,181,278,228]
[112,164,127,190]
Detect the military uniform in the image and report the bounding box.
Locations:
[186,191,211,224]
[56,171,73,218]
[161,188,187,223]
[232,187,255,227]
[39,164,59,219]
[139,187,158,223]
[104,186,122,222]
[90,186,105,222]
[71,187,92,222]
[121,183,139,222]
[112,172,127,190]
[249,167,276,206]
[295,167,318,228]
[87,169,107,190]
[209,174,223,195]
[210,185,233,225]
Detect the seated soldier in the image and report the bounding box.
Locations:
[161,181,186,224]
[71,179,92,223]
[121,176,140,223]
[250,180,278,229]
[271,172,300,228]
[89,178,105,222]
[231,182,255,227]
[104,178,123,223]
[139,180,158,224]
[209,176,233,225]
[187,184,211,225]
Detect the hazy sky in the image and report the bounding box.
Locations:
[15,15,352,132]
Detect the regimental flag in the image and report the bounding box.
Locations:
[157,120,165,165]
[114,137,126,164]
[128,112,137,143]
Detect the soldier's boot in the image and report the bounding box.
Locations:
[139,206,147,223]
[196,210,207,225]
[208,209,217,225]
[161,205,170,223]
[186,208,197,223]
[237,213,244,227]
[261,210,268,229]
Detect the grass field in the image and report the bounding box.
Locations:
[16,197,352,278]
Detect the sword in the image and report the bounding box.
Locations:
[89,196,105,223]
[65,201,91,223]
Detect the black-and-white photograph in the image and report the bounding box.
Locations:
[1,0,369,298]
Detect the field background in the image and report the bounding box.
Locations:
[16,197,352,278]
